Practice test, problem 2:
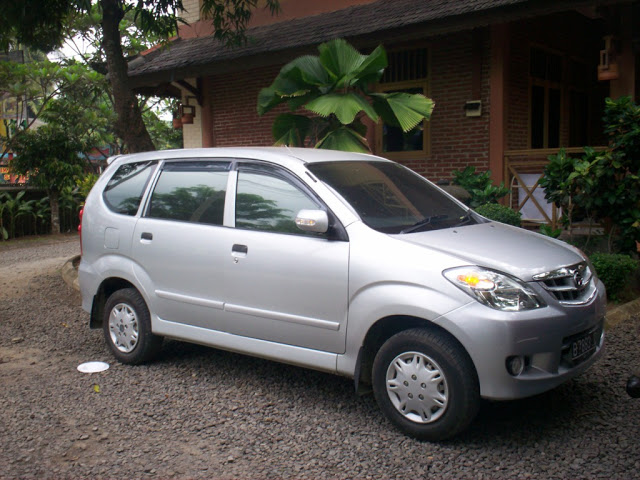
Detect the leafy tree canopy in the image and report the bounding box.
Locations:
[1,0,280,153]
[11,125,86,234]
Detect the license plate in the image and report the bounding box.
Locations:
[570,330,597,362]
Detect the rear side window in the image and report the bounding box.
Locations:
[103,161,156,215]
[147,161,230,225]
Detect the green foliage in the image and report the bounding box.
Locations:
[452,166,509,208]
[0,0,80,52]
[475,203,521,227]
[11,126,85,234]
[2,0,280,154]
[258,38,434,152]
[590,253,638,302]
[0,58,103,153]
[142,103,183,151]
[76,173,99,201]
[539,224,562,238]
[0,191,35,239]
[540,97,640,252]
[11,126,84,193]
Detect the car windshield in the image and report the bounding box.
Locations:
[307,161,476,234]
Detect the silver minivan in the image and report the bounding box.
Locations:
[79,147,606,440]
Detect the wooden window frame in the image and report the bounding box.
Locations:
[528,46,564,149]
[375,46,431,160]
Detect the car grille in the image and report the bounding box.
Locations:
[533,262,594,304]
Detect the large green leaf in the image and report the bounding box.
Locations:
[272,114,312,147]
[305,92,378,124]
[286,55,331,86]
[315,126,370,153]
[257,86,284,115]
[372,92,435,132]
[272,67,311,98]
[257,67,314,115]
[352,44,387,88]
[286,92,320,112]
[318,38,365,84]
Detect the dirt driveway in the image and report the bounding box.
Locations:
[1,236,639,479]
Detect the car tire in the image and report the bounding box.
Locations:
[103,288,163,364]
[372,327,480,441]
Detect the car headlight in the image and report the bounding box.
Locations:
[443,266,545,311]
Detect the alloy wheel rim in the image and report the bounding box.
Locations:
[385,351,448,424]
[108,303,139,353]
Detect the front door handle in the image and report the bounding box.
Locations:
[141,232,153,241]
[232,244,248,254]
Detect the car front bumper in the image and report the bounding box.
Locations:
[437,279,607,400]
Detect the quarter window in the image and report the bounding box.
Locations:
[147,161,230,225]
[103,161,156,215]
[235,169,319,235]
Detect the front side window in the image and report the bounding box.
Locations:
[103,161,156,215]
[308,161,474,234]
[147,161,230,225]
[235,168,319,235]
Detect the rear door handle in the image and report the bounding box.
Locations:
[141,232,153,241]
[232,244,248,254]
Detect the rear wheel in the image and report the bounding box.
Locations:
[103,288,162,364]
[372,328,479,441]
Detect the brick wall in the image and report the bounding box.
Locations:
[209,65,283,147]
[203,31,492,183]
[426,30,490,181]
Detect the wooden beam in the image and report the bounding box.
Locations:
[489,23,508,186]
[174,80,203,106]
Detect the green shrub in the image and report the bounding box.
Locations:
[539,224,562,238]
[590,253,638,301]
[452,166,509,208]
[475,203,522,227]
[76,173,99,202]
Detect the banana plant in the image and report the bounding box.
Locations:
[33,196,51,235]
[258,38,434,152]
[59,184,82,232]
[1,191,32,239]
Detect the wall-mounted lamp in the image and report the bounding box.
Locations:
[179,96,197,124]
[598,35,619,81]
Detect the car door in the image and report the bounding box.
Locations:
[131,160,232,331]
[222,163,350,354]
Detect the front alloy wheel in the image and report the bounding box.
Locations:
[385,351,449,424]
[372,328,479,441]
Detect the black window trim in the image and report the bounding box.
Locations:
[102,160,158,217]
[141,158,232,225]
[233,160,349,242]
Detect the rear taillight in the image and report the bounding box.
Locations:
[79,207,83,256]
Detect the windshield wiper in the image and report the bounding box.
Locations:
[453,210,473,227]
[400,214,449,234]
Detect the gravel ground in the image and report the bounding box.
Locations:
[0,237,639,479]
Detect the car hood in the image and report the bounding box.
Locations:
[396,221,585,281]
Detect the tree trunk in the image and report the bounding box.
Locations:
[100,0,156,153]
[50,190,60,235]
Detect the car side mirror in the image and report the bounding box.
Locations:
[295,209,329,234]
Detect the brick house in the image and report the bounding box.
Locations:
[127,0,639,223]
